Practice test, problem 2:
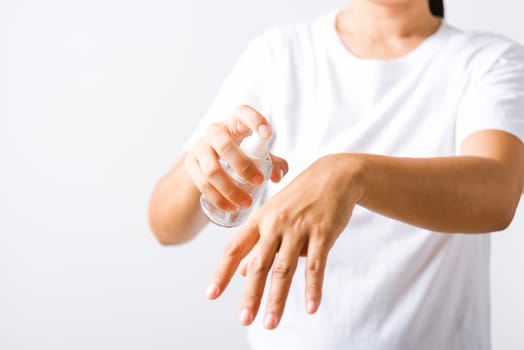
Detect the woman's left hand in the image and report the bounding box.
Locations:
[205,153,365,329]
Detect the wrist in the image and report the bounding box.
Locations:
[326,153,369,205]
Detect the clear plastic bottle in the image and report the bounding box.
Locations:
[200,133,272,227]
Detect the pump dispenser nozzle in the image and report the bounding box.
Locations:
[240,133,270,160]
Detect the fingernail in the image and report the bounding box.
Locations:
[251,174,264,185]
[258,124,270,138]
[306,300,317,314]
[264,313,278,329]
[206,284,218,299]
[279,167,285,179]
[239,308,253,325]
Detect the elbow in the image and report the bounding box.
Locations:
[148,211,175,246]
[490,215,513,233]
[148,188,205,246]
[151,228,177,246]
[488,194,520,233]
[484,173,522,233]
[148,215,190,246]
[491,206,517,232]
[148,201,198,246]
[147,156,204,246]
[148,203,184,246]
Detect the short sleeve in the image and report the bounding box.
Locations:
[456,41,524,153]
[181,33,275,152]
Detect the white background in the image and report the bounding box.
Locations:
[1,0,523,349]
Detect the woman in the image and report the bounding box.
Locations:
[149,0,524,349]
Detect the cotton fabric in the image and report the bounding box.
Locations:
[183,10,524,350]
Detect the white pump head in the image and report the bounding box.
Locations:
[240,133,270,160]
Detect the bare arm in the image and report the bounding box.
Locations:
[208,130,524,330]
[148,106,288,245]
[148,153,208,245]
[357,130,524,233]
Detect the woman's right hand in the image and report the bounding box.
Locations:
[184,105,289,213]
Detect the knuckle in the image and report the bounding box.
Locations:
[261,213,285,233]
[243,290,263,305]
[248,255,269,275]
[183,154,195,173]
[236,104,252,115]
[207,122,223,135]
[273,262,293,279]
[307,259,324,273]
[269,294,287,308]
[236,159,254,177]
[213,135,235,156]
[223,240,241,258]
[291,215,307,232]
[202,161,222,180]
[274,156,288,170]
[315,221,330,236]
[205,123,223,141]
[192,138,207,154]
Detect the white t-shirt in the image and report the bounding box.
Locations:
[183,10,524,350]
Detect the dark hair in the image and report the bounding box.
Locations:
[429,0,445,18]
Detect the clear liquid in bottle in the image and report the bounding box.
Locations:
[200,133,272,227]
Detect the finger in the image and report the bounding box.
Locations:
[207,123,264,186]
[239,237,280,326]
[239,259,248,278]
[228,105,272,141]
[238,252,252,278]
[195,143,253,208]
[207,223,259,300]
[269,153,289,183]
[263,237,304,329]
[185,153,237,213]
[304,238,328,315]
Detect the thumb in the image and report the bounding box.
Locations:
[269,153,289,183]
[227,105,272,143]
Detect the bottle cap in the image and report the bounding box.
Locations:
[240,133,270,160]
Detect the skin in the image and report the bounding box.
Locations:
[148,0,524,331]
[148,105,288,245]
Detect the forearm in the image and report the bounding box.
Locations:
[345,154,523,233]
[148,153,208,245]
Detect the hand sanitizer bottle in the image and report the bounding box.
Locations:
[200,133,272,227]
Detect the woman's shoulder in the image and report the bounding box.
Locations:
[445,24,524,81]
[444,23,524,63]
[462,27,522,53]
